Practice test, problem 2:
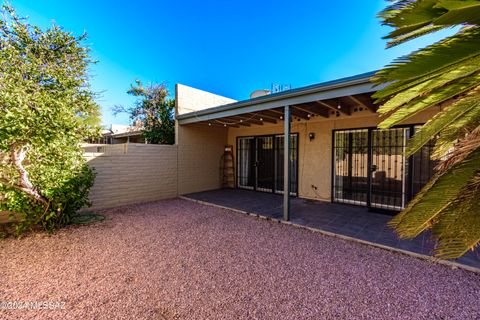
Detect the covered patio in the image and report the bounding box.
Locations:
[177,72,383,221]
[184,188,480,269]
[176,72,441,221]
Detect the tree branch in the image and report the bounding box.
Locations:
[2,144,49,206]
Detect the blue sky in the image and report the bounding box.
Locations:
[12,0,453,126]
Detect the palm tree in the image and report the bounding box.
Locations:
[373,0,480,259]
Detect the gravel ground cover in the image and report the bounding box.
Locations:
[1,198,480,320]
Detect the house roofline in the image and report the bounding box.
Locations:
[176,70,379,121]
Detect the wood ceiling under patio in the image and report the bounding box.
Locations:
[202,92,377,128]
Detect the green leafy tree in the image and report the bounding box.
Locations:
[0,5,100,234]
[373,0,480,259]
[113,81,175,144]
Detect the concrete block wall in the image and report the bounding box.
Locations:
[84,143,178,209]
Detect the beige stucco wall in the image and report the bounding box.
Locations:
[84,144,178,209]
[175,84,236,116]
[175,84,231,195]
[228,106,440,202]
[177,123,228,195]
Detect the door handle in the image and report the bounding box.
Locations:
[371,164,377,172]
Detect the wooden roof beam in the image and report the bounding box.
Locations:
[203,121,240,128]
[255,112,279,121]
[231,115,265,125]
[268,106,309,120]
[290,108,311,120]
[224,116,258,126]
[293,104,329,118]
[258,116,277,124]
[348,95,377,113]
[316,100,351,116]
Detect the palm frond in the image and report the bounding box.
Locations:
[433,1,480,25]
[432,173,480,259]
[386,24,446,48]
[373,27,480,88]
[434,109,480,158]
[406,91,480,156]
[382,0,443,29]
[386,21,434,39]
[379,0,480,259]
[436,126,480,174]
[436,0,480,10]
[389,148,480,238]
[379,0,418,18]
[377,58,480,113]
[373,53,480,100]
[378,74,480,128]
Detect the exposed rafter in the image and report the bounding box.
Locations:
[265,109,284,117]
[347,95,377,112]
[224,115,258,126]
[316,100,350,116]
[253,111,279,123]
[293,104,329,118]
[290,108,310,120]
[203,121,240,128]
[257,115,277,124]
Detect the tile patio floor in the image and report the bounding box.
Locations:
[185,188,480,269]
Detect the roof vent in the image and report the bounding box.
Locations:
[250,89,271,99]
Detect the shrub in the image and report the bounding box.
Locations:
[0,5,100,234]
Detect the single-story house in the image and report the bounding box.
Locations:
[90,124,146,144]
[175,71,439,220]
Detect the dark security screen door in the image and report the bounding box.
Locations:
[237,137,255,190]
[333,127,435,211]
[237,134,298,195]
[333,129,369,205]
[370,128,409,210]
[274,134,298,195]
[256,136,274,192]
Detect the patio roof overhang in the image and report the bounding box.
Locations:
[176,71,386,127]
[177,71,386,222]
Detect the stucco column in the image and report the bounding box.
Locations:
[283,105,291,221]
